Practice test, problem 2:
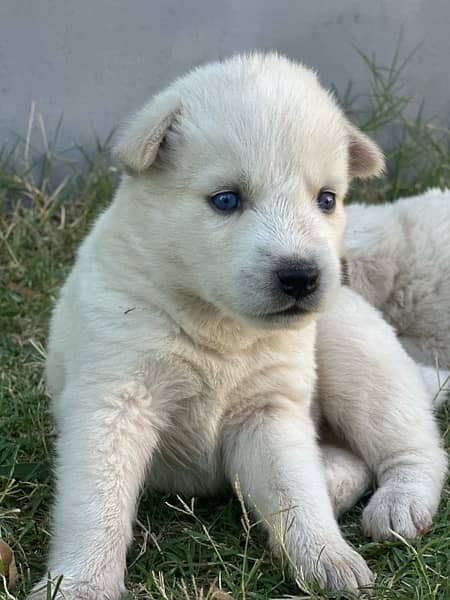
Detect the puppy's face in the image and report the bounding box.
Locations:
[115,54,383,329]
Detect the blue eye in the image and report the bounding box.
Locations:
[317,190,336,213]
[209,191,241,213]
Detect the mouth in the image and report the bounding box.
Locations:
[259,303,312,319]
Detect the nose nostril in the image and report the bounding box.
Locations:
[277,263,320,299]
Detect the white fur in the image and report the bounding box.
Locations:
[29,54,446,599]
[317,287,447,539]
[346,189,450,371]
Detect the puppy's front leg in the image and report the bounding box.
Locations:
[222,395,374,593]
[29,380,158,600]
[317,287,448,542]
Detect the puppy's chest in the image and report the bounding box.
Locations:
[170,328,316,416]
[145,329,316,495]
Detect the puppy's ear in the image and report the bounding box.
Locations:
[347,125,384,179]
[113,92,181,174]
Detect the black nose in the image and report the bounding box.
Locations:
[277,263,320,299]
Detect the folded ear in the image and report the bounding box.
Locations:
[347,125,385,179]
[113,91,181,174]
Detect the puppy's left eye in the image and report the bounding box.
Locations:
[209,191,241,213]
[316,190,336,213]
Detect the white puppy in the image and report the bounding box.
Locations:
[346,189,450,370]
[30,54,447,599]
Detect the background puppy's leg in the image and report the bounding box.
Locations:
[222,396,375,594]
[30,381,159,600]
[317,287,448,542]
[320,428,372,516]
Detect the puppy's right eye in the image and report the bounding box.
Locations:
[209,191,241,213]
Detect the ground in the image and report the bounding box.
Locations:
[1,54,449,599]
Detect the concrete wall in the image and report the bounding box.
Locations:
[1,0,449,153]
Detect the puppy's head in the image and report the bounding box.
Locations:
[114,53,383,329]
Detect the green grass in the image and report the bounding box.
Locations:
[1,54,449,600]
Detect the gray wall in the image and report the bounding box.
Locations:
[1,0,449,153]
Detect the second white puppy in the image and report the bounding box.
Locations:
[31,54,447,599]
[346,189,450,369]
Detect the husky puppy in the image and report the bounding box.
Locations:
[30,54,447,599]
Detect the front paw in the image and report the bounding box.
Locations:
[293,540,375,594]
[362,485,433,541]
